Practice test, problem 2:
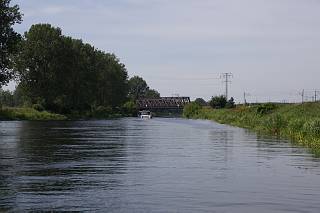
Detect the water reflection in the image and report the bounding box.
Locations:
[1,120,131,211]
[1,118,320,212]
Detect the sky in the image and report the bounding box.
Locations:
[7,0,320,103]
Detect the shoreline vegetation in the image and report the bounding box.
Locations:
[183,102,320,155]
[0,106,135,121]
[0,107,66,121]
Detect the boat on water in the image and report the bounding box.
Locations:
[138,110,152,119]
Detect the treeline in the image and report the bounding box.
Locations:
[1,1,160,118]
[184,96,235,118]
[15,24,129,115]
[194,96,235,108]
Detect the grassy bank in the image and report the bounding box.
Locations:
[184,102,320,155]
[0,107,67,121]
[0,106,131,121]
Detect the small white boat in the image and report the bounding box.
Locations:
[139,110,152,119]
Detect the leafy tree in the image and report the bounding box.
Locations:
[145,89,160,99]
[15,24,128,114]
[128,76,149,100]
[226,97,235,108]
[209,95,227,108]
[128,76,161,101]
[194,98,207,106]
[0,0,22,86]
[0,88,14,106]
[15,24,65,111]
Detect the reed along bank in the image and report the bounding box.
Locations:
[183,102,320,155]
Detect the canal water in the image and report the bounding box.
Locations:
[1,118,320,212]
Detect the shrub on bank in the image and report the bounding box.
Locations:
[183,102,202,118]
[256,103,277,115]
[0,107,66,121]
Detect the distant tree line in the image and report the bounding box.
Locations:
[183,96,235,118]
[1,0,160,116]
[194,96,235,109]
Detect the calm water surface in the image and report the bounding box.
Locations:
[1,118,320,212]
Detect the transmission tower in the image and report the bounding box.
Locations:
[221,73,233,100]
[299,89,304,103]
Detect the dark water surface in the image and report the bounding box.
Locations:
[1,118,320,212]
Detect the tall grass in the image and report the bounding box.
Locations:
[0,107,66,121]
[184,102,320,155]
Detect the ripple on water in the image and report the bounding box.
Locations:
[1,118,320,212]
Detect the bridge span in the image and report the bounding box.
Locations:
[137,97,190,111]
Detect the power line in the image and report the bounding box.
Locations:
[243,92,251,105]
[299,89,304,103]
[221,73,233,100]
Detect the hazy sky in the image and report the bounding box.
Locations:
[8,0,320,102]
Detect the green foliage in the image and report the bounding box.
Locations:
[128,76,148,101]
[288,119,305,133]
[194,98,207,106]
[184,102,320,154]
[183,102,202,118]
[15,24,128,114]
[0,0,22,86]
[0,89,14,106]
[122,101,137,116]
[32,103,44,112]
[303,119,320,136]
[256,103,277,115]
[263,114,287,135]
[145,89,160,99]
[226,97,235,108]
[128,76,160,101]
[0,107,66,120]
[209,96,235,109]
[91,106,113,118]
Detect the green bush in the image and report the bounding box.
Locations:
[288,119,305,133]
[183,102,202,118]
[122,101,137,116]
[92,106,113,118]
[209,95,227,109]
[32,103,45,112]
[256,103,277,115]
[263,114,286,134]
[303,119,320,136]
[0,107,66,120]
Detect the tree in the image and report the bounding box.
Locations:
[209,95,227,108]
[0,88,14,106]
[194,98,207,106]
[145,89,160,99]
[15,24,65,111]
[0,0,22,86]
[128,76,149,100]
[15,24,128,114]
[226,97,235,108]
[128,76,161,101]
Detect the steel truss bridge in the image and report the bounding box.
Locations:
[137,97,190,111]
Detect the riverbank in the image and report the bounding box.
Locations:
[0,107,131,121]
[0,107,67,121]
[184,102,320,155]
